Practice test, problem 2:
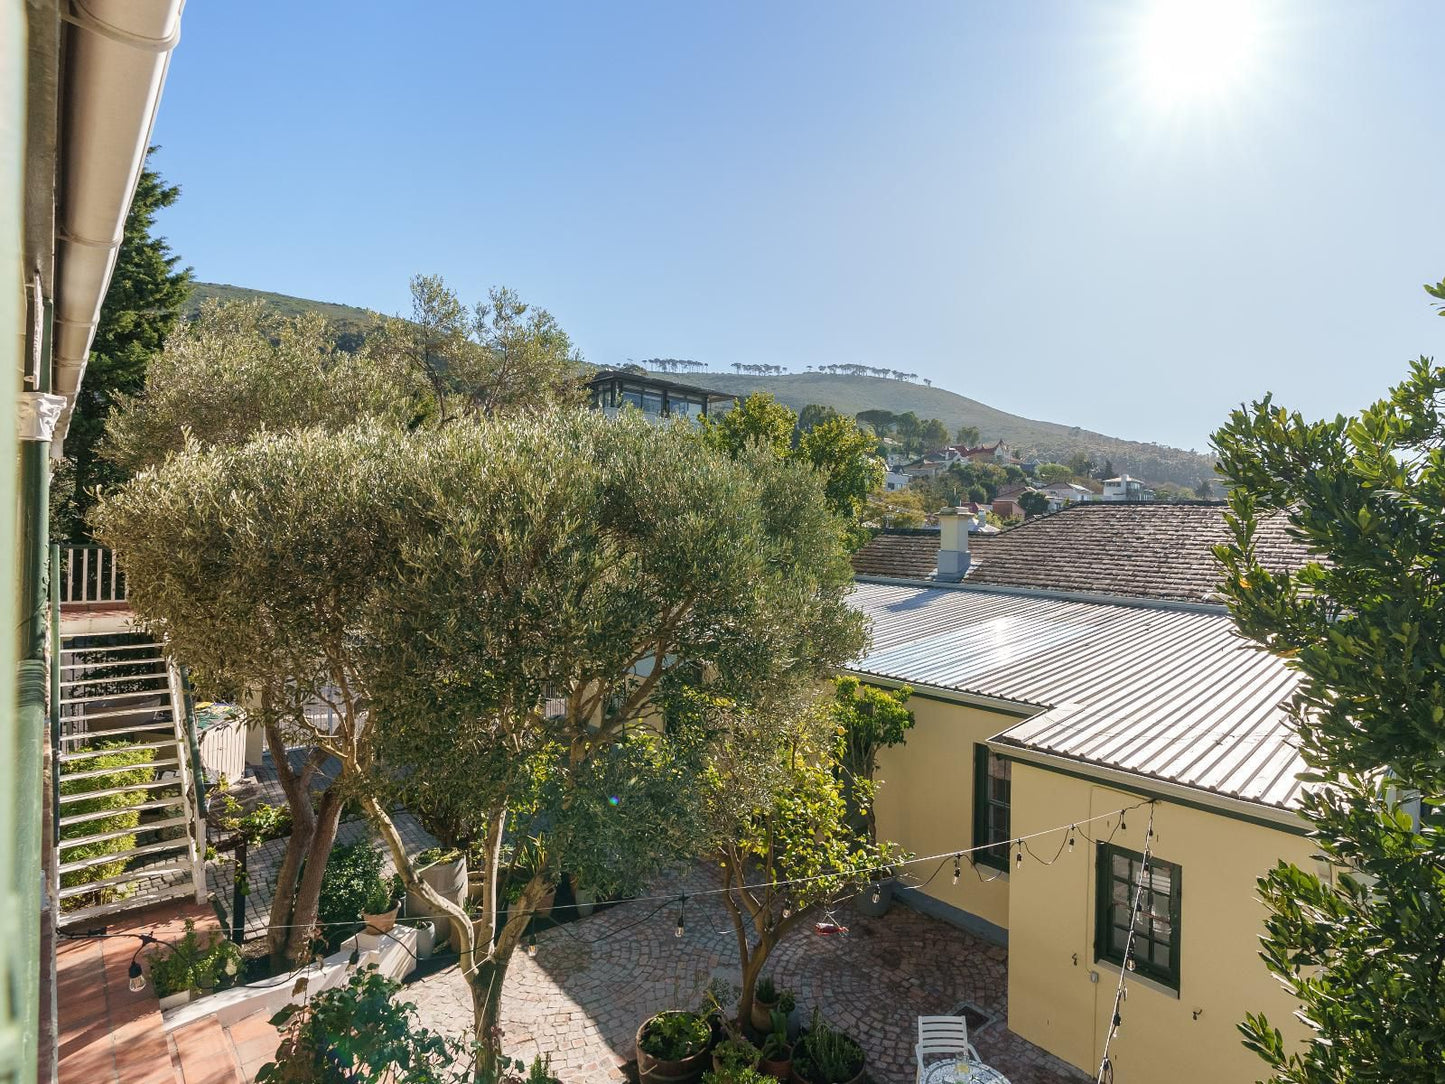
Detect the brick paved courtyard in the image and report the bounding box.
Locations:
[407,866,1087,1084]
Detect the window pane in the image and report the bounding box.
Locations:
[1154,944,1171,969]
[1112,853,1130,878]
[1110,925,1130,955]
[620,387,643,408]
[1151,868,1172,894]
[642,390,663,413]
[1112,881,1128,905]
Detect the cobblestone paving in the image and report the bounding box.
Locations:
[407,866,1086,1084]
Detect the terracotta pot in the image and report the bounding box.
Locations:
[362,904,399,935]
[759,1048,792,1081]
[635,1013,710,1084]
[751,996,780,1033]
[790,1067,865,1084]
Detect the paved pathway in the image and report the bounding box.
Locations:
[407,866,1086,1084]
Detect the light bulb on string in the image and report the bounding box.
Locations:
[1067,827,1076,853]
[870,887,881,904]
[526,934,538,958]
[675,897,686,938]
[1015,843,1024,870]
[952,855,962,885]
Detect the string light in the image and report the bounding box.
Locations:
[1096,804,1157,1084]
[526,933,538,958]
[674,896,686,938]
[1014,842,1024,870]
[870,887,881,904]
[1068,827,1076,853]
[952,855,962,885]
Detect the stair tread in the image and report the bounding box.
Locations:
[58,816,191,850]
[60,758,177,783]
[61,688,171,706]
[59,740,178,763]
[58,864,195,900]
[57,883,201,927]
[59,722,178,743]
[62,673,169,689]
[59,796,188,826]
[59,837,192,875]
[59,705,172,723]
[58,779,183,803]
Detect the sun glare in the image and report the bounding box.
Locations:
[1134,0,1264,108]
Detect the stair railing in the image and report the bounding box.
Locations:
[165,660,209,905]
[58,545,126,606]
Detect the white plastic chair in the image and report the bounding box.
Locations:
[916,1016,980,1082]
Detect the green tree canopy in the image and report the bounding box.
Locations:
[56,155,191,539]
[1214,350,1445,1083]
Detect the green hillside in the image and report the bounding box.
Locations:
[187,281,381,350]
[182,281,1215,487]
[678,371,1215,487]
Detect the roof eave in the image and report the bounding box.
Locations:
[988,738,1308,833]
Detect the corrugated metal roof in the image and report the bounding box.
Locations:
[849,581,1305,810]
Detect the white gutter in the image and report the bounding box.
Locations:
[51,0,185,446]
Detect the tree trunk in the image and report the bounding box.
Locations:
[264,721,316,968]
[283,787,344,964]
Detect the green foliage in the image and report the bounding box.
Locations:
[215,791,293,847]
[909,460,1024,509]
[864,486,926,528]
[1212,346,1445,1083]
[754,976,779,1004]
[703,1068,772,1084]
[831,677,915,840]
[416,847,462,868]
[1032,461,1074,485]
[793,1010,864,1084]
[56,155,191,541]
[796,416,885,527]
[954,424,981,446]
[58,744,157,907]
[318,844,390,935]
[712,1037,761,1073]
[796,403,841,433]
[102,299,430,477]
[147,919,243,998]
[704,392,798,459]
[1018,490,1050,518]
[639,1011,712,1061]
[259,966,479,1084]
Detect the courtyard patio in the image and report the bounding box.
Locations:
[406,865,1087,1084]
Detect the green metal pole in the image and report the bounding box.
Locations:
[48,545,59,844]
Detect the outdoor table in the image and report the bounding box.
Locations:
[920,1057,1011,1084]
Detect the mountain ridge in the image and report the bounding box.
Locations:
[186,280,1217,486]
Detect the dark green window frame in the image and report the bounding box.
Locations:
[1094,843,1181,990]
[971,745,1011,871]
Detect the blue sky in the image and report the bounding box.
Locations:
[151,1,1443,451]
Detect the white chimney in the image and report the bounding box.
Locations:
[936,507,971,582]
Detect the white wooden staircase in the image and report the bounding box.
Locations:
[55,630,207,928]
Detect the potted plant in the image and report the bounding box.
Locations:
[712,1036,760,1074]
[759,1012,793,1081]
[703,1069,772,1084]
[751,976,787,1032]
[149,921,243,1009]
[790,1009,865,1084]
[361,876,400,935]
[408,846,467,924]
[400,916,436,960]
[636,1010,712,1084]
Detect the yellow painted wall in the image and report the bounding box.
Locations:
[872,695,1015,932]
[1006,763,1314,1084]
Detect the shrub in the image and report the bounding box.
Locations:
[713,1037,760,1073]
[793,1009,864,1084]
[58,744,157,910]
[703,1069,772,1084]
[416,846,462,867]
[258,965,478,1084]
[148,919,243,998]
[638,1011,711,1061]
[317,843,387,936]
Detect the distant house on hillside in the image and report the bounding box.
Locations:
[587,370,735,422]
[1101,474,1154,502]
[883,469,912,492]
[900,440,1020,481]
[1036,480,1093,510]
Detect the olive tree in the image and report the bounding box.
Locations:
[1213,345,1445,1082]
[355,410,865,1075]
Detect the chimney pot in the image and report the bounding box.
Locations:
[936,507,971,582]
